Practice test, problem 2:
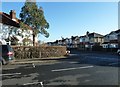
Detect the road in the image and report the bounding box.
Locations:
[1,50,120,87]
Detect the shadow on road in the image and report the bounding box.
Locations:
[55,50,120,68]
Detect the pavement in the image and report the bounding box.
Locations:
[9,56,68,65]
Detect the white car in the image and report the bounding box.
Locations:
[66,50,70,56]
[117,49,120,55]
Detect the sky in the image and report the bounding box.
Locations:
[1,1,118,42]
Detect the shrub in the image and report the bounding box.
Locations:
[12,46,66,60]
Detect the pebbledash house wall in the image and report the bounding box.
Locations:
[0,10,38,46]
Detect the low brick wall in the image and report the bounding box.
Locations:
[12,46,66,60]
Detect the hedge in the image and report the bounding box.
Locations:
[12,46,66,60]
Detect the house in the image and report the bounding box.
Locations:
[61,38,67,46]
[47,37,73,48]
[53,40,59,46]
[102,29,120,49]
[58,38,70,47]
[88,32,104,51]
[71,36,79,48]
[118,34,120,48]
[117,29,120,48]
[102,34,110,48]
[79,35,89,50]
[47,42,54,46]
[78,32,104,50]
[88,32,104,46]
[0,10,38,46]
[63,38,71,48]
[58,40,62,46]
[69,38,72,48]
[0,10,19,45]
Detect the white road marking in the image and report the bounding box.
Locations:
[23,81,43,87]
[2,68,15,70]
[52,66,94,72]
[1,73,21,76]
[108,63,118,65]
[69,62,79,64]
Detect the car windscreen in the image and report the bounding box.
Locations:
[0,45,13,53]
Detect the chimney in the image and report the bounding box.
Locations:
[86,31,89,36]
[10,10,16,20]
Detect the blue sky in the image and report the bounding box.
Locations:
[1,2,118,42]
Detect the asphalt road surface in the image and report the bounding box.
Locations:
[1,50,120,87]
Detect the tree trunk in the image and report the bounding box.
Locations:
[33,30,35,46]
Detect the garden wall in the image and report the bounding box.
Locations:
[12,46,66,60]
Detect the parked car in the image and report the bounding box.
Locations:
[117,49,120,55]
[0,45,14,65]
[66,48,70,56]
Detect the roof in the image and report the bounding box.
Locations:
[88,32,103,38]
[0,12,20,27]
[0,11,32,30]
[5,36,19,41]
[80,35,86,38]
[71,36,79,40]
[115,29,120,33]
[108,29,120,35]
[62,39,66,42]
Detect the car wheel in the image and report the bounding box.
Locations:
[2,59,6,65]
[118,52,120,56]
